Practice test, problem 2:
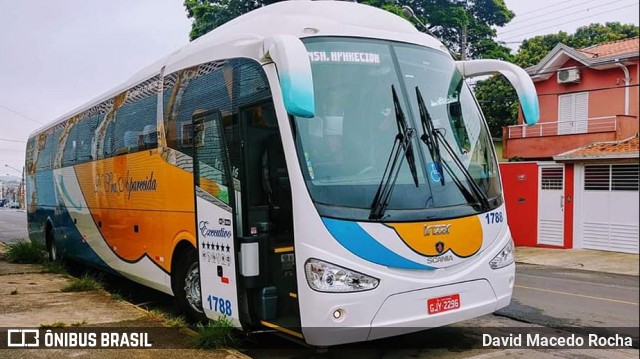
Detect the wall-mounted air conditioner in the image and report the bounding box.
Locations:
[557,67,581,84]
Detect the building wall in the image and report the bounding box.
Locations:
[504,131,619,159]
[507,57,639,160]
[525,59,639,124]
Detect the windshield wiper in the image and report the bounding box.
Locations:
[369,85,419,220]
[417,86,445,186]
[415,86,490,210]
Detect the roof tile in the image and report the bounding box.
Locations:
[578,37,639,58]
[561,134,639,158]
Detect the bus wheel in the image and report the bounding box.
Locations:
[46,226,57,262]
[176,248,206,322]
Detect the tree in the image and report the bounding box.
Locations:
[514,23,639,68]
[473,76,517,138]
[184,0,515,61]
[184,0,281,40]
[424,0,514,60]
[475,22,639,137]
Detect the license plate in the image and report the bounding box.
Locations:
[427,294,460,315]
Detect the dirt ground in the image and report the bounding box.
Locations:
[0,242,250,358]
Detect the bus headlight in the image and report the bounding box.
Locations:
[489,239,515,269]
[304,258,379,292]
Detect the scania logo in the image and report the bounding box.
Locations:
[435,241,445,254]
[424,224,451,236]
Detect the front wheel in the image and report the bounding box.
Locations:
[175,248,206,322]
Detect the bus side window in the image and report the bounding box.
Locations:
[142,125,157,149]
[62,125,78,167]
[103,122,114,158]
[76,116,98,163]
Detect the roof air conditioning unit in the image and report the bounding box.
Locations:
[557,68,581,84]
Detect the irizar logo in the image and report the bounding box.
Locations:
[424,224,451,236]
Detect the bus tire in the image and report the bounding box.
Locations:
[175,247,206,322]
[46,224,57,262]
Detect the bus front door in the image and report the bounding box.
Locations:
[193,110,241,327]
[239,102,302,337]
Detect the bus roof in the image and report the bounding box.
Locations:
[30,0,446,137]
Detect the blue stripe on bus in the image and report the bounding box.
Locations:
[321,218,435,270]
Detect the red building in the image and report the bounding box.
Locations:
[500,37,639,254]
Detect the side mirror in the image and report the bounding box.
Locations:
[456,60,539,125]
[264,35,315,118]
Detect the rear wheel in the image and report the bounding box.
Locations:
[175,247,206,322]
[46,226,57,262]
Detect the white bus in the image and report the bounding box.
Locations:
[26,0,539,346]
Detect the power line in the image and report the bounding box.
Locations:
[501,3,639,42]
[498,0,631,36]
[511,0,582,18]
[0,103,44,125]
[508,0,601,25]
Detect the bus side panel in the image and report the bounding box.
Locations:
[52,167,111,270]
[66,149,196,293]
[27,170,57,245]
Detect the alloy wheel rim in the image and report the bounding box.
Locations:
[184,263,203,313]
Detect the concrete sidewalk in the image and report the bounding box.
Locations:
[0,242,248,358]
[515,246,639,276]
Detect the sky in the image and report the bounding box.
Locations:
[1,0,639,175]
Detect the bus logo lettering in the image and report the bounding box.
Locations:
[424,224,451,236]
[199,221,232,238]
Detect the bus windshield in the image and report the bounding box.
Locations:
[293,37,501,221]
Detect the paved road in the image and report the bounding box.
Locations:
[0,208,27,243]
[499,264,639,328]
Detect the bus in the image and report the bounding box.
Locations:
[26,1,539,346]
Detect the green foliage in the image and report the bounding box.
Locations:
[61,274,103,292]
[419,0,514,59]
[4,240,45,264]
[192,317,237,349]
[42,260,68,275]
[40,322,67,328]
[184,0,282,40]
[514,23,639,68]
[474,76,518,138]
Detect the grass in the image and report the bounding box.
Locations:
[40,321,67,328]
[144,309,166,321]
[192,316,237,349]
[61,274,103,292]
[110,291,124,301]
[163,315,187,328]
[4,240,46,264]
[41,260,68,275]
[144,309,187,328]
